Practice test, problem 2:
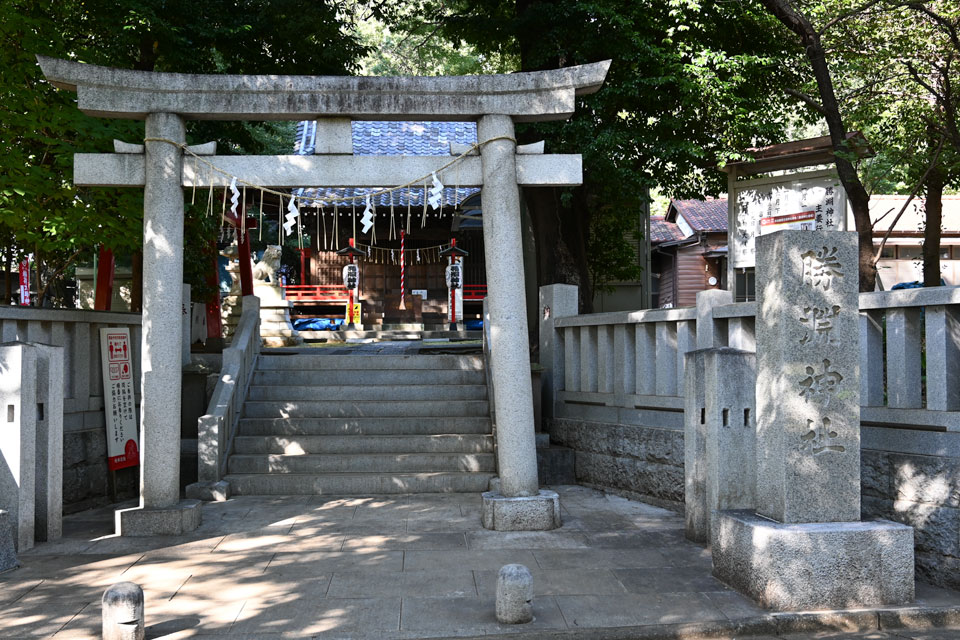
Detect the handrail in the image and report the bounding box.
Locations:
[196,295,260,483]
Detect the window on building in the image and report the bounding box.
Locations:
[878,245,895,259]
[735,268,755,303]
[898,245,923,260]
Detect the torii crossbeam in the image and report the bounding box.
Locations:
[38,56,610,535]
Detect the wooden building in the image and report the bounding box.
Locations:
[651,195,960,308]
[288,121,487,326]
[650,199,727,308]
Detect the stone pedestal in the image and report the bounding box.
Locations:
[712,511,914,610]
[684,347,755,544]
[116,500,202,536]
[253,283,302,347]
[0,510,18,572]
[481,490,561,531]
[0,342,37,552]
[30,343,63,543]
[712,231,913,610]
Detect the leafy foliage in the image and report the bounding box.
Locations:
[0,0,364,305]
[379,0,804,296]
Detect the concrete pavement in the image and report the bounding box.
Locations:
[1,485,958,639]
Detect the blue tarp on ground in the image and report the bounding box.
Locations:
[293,317,344,331]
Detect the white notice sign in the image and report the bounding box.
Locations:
[99,327,139,471]
[732,173,846,269]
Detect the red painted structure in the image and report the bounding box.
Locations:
[205,240,223,339]
[299,248,312,285]
[94,246,115,310]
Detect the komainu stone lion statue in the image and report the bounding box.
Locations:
[252,245,282,284]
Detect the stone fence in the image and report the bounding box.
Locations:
[539,283,960,589]
[0,306,142,509]
[190,296,260,498]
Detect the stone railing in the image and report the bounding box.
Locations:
[859,287,960,428]
[0,306,143,417]
[0,306,143,509]
[541,284,960,432]
[195,295,260,488]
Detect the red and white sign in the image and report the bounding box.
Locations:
[760,210,816,231]
[99,327,139,471]
[18,258,30,306]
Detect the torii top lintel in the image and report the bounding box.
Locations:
[36,56,611,123]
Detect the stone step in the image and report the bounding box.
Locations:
[237,416,492,436]
[255,354,484,371]
[232,434,494,455]
[227,452,496,474]
[246,384,488,402]
[251,369,486,386]
[224,471,495,495]
[242,400,490,419]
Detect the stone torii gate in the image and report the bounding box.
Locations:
[38,56,610,535]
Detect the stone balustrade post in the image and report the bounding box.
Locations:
[859,310,885,407]
[695,290,732,349]
[538,284,578,418]
[924,305,960,411]
[886,307,923,409]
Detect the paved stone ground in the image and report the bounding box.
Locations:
[1,485,958,639]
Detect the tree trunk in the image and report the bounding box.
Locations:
[760,0,877,291]
[923,164,944,287]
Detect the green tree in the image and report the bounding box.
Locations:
[0,0,364,306]
[758,0,960,289]
[381,0,802,308]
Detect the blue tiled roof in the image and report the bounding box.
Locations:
[293,121,480,207]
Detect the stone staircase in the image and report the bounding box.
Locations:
[224,352,496,495]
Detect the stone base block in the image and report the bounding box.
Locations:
[185,481,230,502]
[261,335,304,348]
[116,500,202,537]
[481,490,561,531]
[712,510,915,611]
[0,510,19,573]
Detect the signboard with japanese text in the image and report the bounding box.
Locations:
[99,327,139,471]
[345,302,362,324]
[732,171,846,269]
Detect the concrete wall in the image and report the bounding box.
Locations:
[546,417,683,511]
[547,415,959,591]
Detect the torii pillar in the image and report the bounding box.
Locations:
[117,113,202,535]
[476,115,560,530]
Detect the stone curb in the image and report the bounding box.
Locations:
[409,605,960,640]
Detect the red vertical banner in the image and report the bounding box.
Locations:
[18,258,30,306]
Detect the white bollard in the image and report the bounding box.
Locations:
[495,564,533,624]
[102,582,144,640]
